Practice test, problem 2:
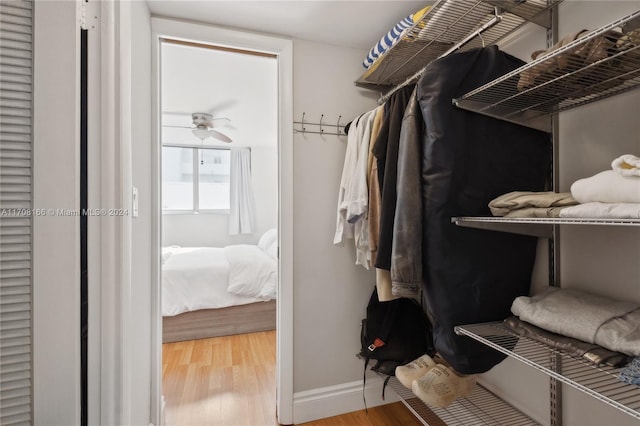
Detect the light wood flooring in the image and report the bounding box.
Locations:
[162,330,423,426]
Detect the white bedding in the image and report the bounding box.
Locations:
[162,243,277,317]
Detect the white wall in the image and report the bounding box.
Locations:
[483,2,640,426]
[123,2,640,425]
[291,38,379,396]
[130,1,153,424]
[161,146,278,247]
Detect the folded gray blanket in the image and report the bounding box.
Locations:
[503,316,630,367]
[511,287,640,357]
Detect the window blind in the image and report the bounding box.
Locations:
[0,1,33,425]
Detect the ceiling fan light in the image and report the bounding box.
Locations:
[192,128,210,140]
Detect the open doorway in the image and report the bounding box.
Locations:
[151,21,293,424]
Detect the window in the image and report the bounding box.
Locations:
[162,146,231,212]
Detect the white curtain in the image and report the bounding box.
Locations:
[229,148,256,235]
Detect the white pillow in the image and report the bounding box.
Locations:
[161,245,181,264]
[266,241,278,259]
[258,228,277,252]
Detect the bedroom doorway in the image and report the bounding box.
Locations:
[151,18,294,425]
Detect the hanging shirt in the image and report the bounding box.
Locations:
[334,113,368,246]
[350,110,376,269]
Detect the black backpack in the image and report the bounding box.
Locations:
[360,287,434,376]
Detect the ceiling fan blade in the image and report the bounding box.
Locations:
[207,117,232,128]
[163,125,194,129]
[162,111,192,116]
[207,99,237,115]
[222,122,237,130]
[208,129,232,143]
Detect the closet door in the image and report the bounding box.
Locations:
[0,1,33,425]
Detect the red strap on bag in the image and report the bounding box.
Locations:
[368,337,385,352]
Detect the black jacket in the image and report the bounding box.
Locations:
[372,84,415,271]
[393,46,552,374]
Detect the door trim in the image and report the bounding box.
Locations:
[150,17,294,425]
[33,2,81,424]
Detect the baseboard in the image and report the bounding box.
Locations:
[292,375,400,424]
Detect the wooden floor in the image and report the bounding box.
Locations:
[162,330,423,426]
[297,403,424,426]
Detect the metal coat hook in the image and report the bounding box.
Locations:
[293,113,346,136]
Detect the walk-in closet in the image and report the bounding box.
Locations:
[342,1,640,425]
[17,1,640,425]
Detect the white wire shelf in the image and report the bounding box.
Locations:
[452,216,640,238]
[455,322,640,420]
[454,9,640,131]
[387,375,539,426]
[355,0,562,91]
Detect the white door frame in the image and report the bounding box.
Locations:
[33,2,82,423]
[34,1,135,424]
[150,18,294,425]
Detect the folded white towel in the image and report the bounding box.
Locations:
[511,287,639,344]
[612,154,640,177]
[571,170,640,203]
[559,202,640,219]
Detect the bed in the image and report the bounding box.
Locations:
[162,229,278,343]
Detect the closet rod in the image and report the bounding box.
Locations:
[377,8,503,105]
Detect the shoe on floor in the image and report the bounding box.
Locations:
[411,364,460,408]
[395,354,437,389]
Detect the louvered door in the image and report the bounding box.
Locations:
[0,1,33,425]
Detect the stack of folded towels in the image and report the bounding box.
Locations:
[511,287,640,358]
[510,287,640,388]
[560,154,640,219]
[489,154,640,219]
[395,354,476,408]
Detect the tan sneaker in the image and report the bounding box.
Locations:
[452,370,477,398]
[411,364,460,408]
[395,354,437,389]
[426,354,477,398]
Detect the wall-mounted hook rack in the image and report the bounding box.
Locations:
[294,112,346,136]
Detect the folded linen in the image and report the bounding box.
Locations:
[596,309,640,357]
[362,6,430,69]
[511,287,640,356]
[504,316,630,367]
[559,202,640,219]
[612,154,640,177]
[570,170,640,203]
[619,357,640,387]
[499,206,567,218]
[489,191,577,217]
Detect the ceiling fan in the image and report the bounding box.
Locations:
[163,112,233,143]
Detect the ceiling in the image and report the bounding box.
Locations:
[160,42,278,148]
[146,1,430,50]
[151,1,430,147]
